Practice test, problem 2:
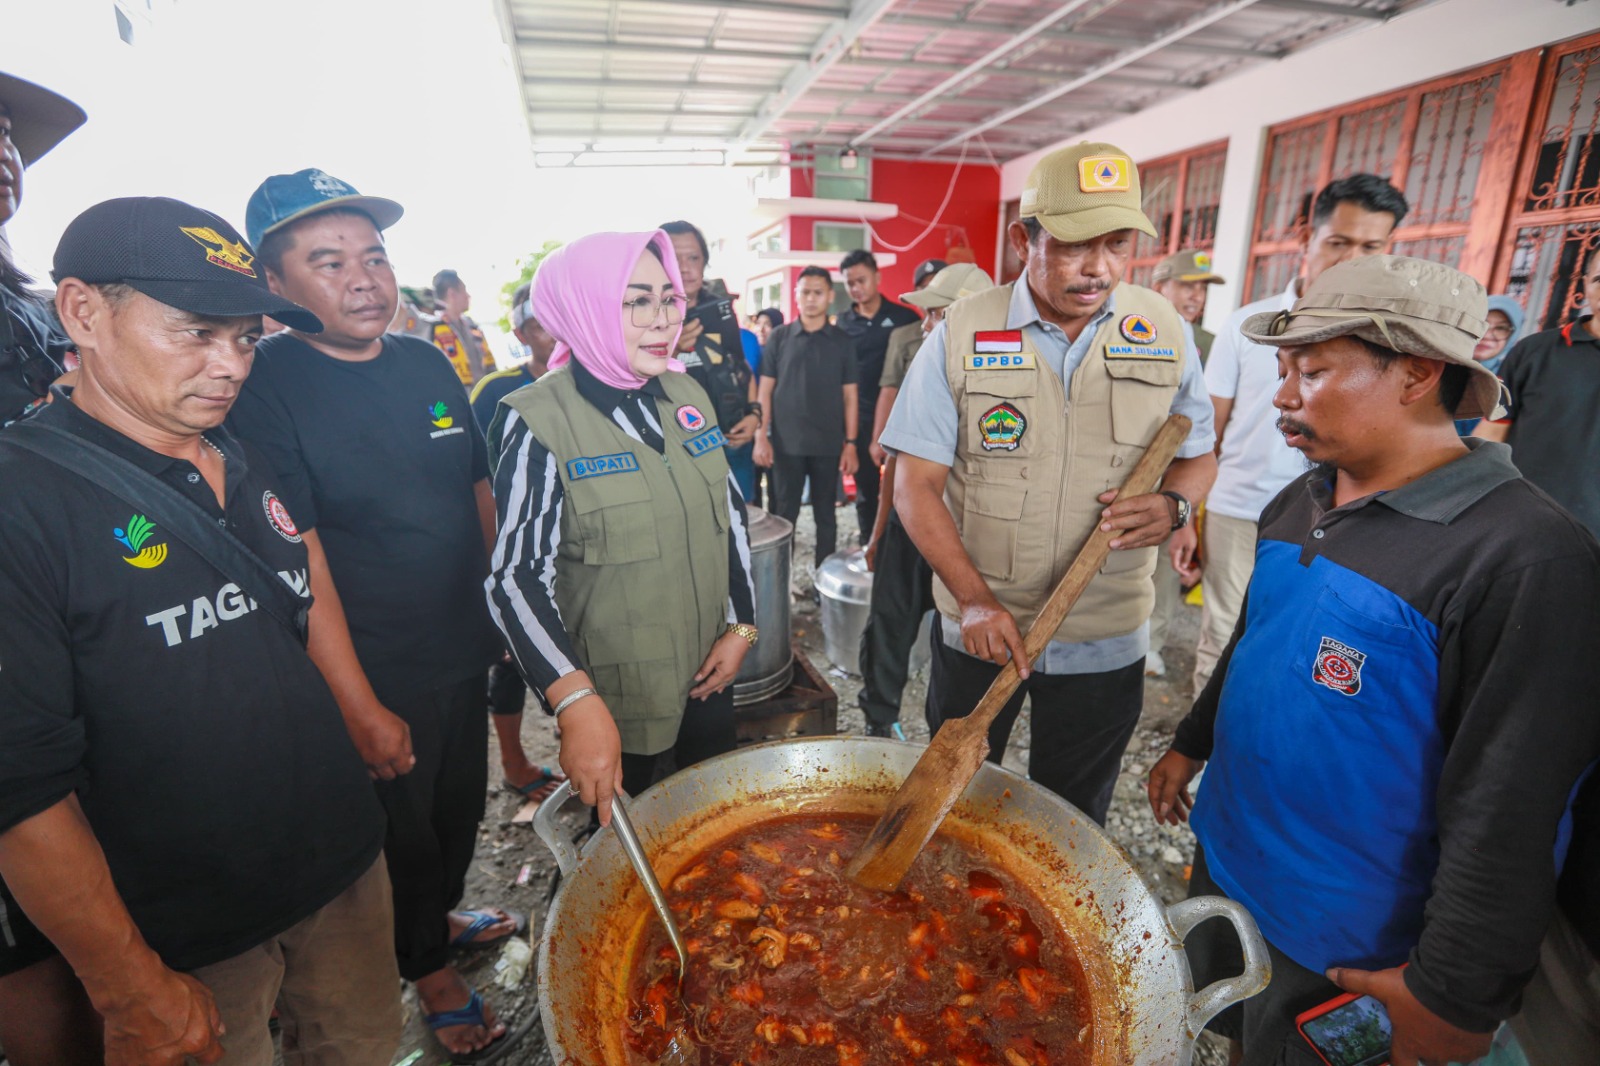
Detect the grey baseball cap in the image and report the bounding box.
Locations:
[1241,254,1506,421]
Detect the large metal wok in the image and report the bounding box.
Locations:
[534,737,1269,1065]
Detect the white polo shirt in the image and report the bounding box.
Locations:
[1204,283,1310,523]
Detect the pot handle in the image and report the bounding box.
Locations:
[1167,895,1272,1036]
[533,780,582,876]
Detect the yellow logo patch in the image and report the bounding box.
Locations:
[1194,252,1212,271]
[180,227,257,278]
[1078,156,1130,193]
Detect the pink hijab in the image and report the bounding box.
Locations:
[532,229,686,390]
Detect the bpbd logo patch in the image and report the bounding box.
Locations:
[979,402,1026,451]
[1312,636,1366,696]
[1119,314,1157,344]
[676,405,706,432]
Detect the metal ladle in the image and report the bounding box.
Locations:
[609,794,696,1066]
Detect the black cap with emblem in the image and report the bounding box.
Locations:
[51,196,323,333]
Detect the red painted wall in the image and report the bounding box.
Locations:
[784,157,1001,305]
[867,159,1000,300]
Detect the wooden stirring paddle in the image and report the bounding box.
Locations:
[846,413,1193,893]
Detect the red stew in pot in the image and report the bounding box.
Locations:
[624,813,1093,1065]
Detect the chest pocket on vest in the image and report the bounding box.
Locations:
[961,372,1038,461]
[691,454,731,533]
[1105,357,1182,447]
[565,470,661,565]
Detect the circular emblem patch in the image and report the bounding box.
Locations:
[1194,252,1212,271]
[1119,314,1157,344]
[262,491,302,543]
[676,405,707,432]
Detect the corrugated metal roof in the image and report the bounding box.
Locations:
[501,0,1434,165]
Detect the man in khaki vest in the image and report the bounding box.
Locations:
[879,142,1216,823]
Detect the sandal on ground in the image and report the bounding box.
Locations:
[423,988,533,1064]
[448,908,528,950]
[502,766,565,798]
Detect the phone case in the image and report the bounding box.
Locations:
[1295,991,1390,1066]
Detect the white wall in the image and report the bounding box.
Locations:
[1000,0,1600,328]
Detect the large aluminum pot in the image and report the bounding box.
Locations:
[732,506,794,705]
[534,738,1268,1064]
[815,548,871,675]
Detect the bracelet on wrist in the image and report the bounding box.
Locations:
[550,686,597,718]
[726,623,759,646]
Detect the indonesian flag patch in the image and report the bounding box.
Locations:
[974,330,1023,354]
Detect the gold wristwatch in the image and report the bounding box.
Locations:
[727,623,760,646]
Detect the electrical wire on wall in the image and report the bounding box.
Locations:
[855,137,971,253]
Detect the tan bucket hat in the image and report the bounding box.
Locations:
[1240,255,1506,421]
[902,263,995,310]
[1152,249,1225,285]
[1020,142,1157,244]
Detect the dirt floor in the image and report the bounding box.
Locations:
[385,500,1229,1066]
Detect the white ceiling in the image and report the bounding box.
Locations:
[500,0,1435,166]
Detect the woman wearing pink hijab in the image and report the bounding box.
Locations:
[485,230,758,826]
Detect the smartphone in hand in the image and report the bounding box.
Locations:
[1296,991,1392,1066]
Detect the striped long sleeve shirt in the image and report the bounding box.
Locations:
[486,369,757,709]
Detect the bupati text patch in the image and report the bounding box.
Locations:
[567,452,641,480]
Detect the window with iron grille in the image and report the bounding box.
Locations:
[1244,30,1600,331]
[1127,142,1228,290]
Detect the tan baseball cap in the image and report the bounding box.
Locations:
[1240,255,1506,421]
[1153,249,1225,285]
[902,263,995,310]
[1020,141,1157,244]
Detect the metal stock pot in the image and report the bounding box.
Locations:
[534,737,1269,1065]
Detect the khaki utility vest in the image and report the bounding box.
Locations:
[505,368,732,754]
[934,281,1187,643]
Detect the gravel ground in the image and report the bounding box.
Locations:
[384,500,1230,1066]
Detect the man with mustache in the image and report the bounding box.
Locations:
[879,142,1216,823]
[1147,255,1600,1066]
[227,170,520,1061]
[0,197,398,1065]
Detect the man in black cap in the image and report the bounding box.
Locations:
[0,197,398,1065]
[230,169,516,1060]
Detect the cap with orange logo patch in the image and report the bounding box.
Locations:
[1020,141,1156,244]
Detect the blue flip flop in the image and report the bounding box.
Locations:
[449,908,527,950]
[423,989,532,1064]
[502,767,564,797]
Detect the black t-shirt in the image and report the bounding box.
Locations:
[228,333,500,703]
[761,321,859,456]
[1497,319,1600,537]
[838,297,920,414]
[0,398,384,971]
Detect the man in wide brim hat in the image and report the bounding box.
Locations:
[1147,254,1600,1066]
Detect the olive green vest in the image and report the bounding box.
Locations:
[934,281,1187,643]
[504,368,733,754]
